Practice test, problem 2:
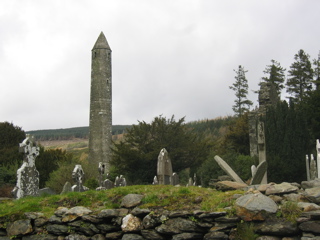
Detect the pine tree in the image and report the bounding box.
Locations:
[229,65,253,116]
[261,59,286,95]
[313,51,320,90]
[286,49,314,102]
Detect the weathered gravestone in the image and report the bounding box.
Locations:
[306,155,311,181]
[104,179,114,189]
[157,148,173,185]
[187,177,193,187]
[71,165,87,192]
[61,182,72,194]
[172,173,180,186]
[152,176,158,185]
[310,154,317,181]
[214,155,245,184]
[98,162,107,188]
[12,135,40,199]
[316,139,320,178]
[258,121,267,184]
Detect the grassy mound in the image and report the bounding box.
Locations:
[0,185,244,222]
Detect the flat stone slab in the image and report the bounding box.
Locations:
[265,182,299,195]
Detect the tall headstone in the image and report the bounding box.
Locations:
[258,121,267,184]
[88,32,112,173]
[317,139,320,178]
[12,135,40,199]
[310,154,317,180]
[306,155,310,181]
[157,148,173,185]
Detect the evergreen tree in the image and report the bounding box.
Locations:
[261,59,286,95]
[229,65,253,116]
[0,122,25,166]
[286,49,314,102]
[265,100,310,183]
[313,51,320,90]
[111,115,211,184]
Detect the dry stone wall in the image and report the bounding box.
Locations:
[2,181,320,239]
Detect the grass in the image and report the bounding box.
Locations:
[277,201,302,222]
[0,185,244,222]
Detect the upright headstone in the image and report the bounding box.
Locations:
[157,148,173,185]
[310,154,317,180]
[119,175,127,187]
[72,165,85,192]
[104,179,114,189]
[152,176,158,185]
[12,135,40,199]
[88,32,112,174]
[306,155,310,181]
[172,173,180,186]
[251,165,257,178]
[317,139,320,178]
[193,173,197,186]
[258,121,267,184]
[214,155,245,184]
[188,177,193,187]
[98,162,107,188]
[61,182,72,194]
[114,176,120,187]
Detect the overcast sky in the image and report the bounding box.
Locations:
[1,1,320,131]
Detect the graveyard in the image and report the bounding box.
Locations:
[1,33,320,239]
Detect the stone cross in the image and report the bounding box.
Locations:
[12,134,40,199]
[157,148,173,185]
[72,164,85,192]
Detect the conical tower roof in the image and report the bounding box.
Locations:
[92,32,111,50]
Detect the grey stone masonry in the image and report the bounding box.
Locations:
[88,32,112,173]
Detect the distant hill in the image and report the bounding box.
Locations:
[27,117,234,141]
[27,125,132,141]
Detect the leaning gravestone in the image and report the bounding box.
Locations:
[250,161,267,185]
[157,148,173,185]
[214,155,245,184]
[12,135,40,199]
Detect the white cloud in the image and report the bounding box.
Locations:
[0,0,319,130]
